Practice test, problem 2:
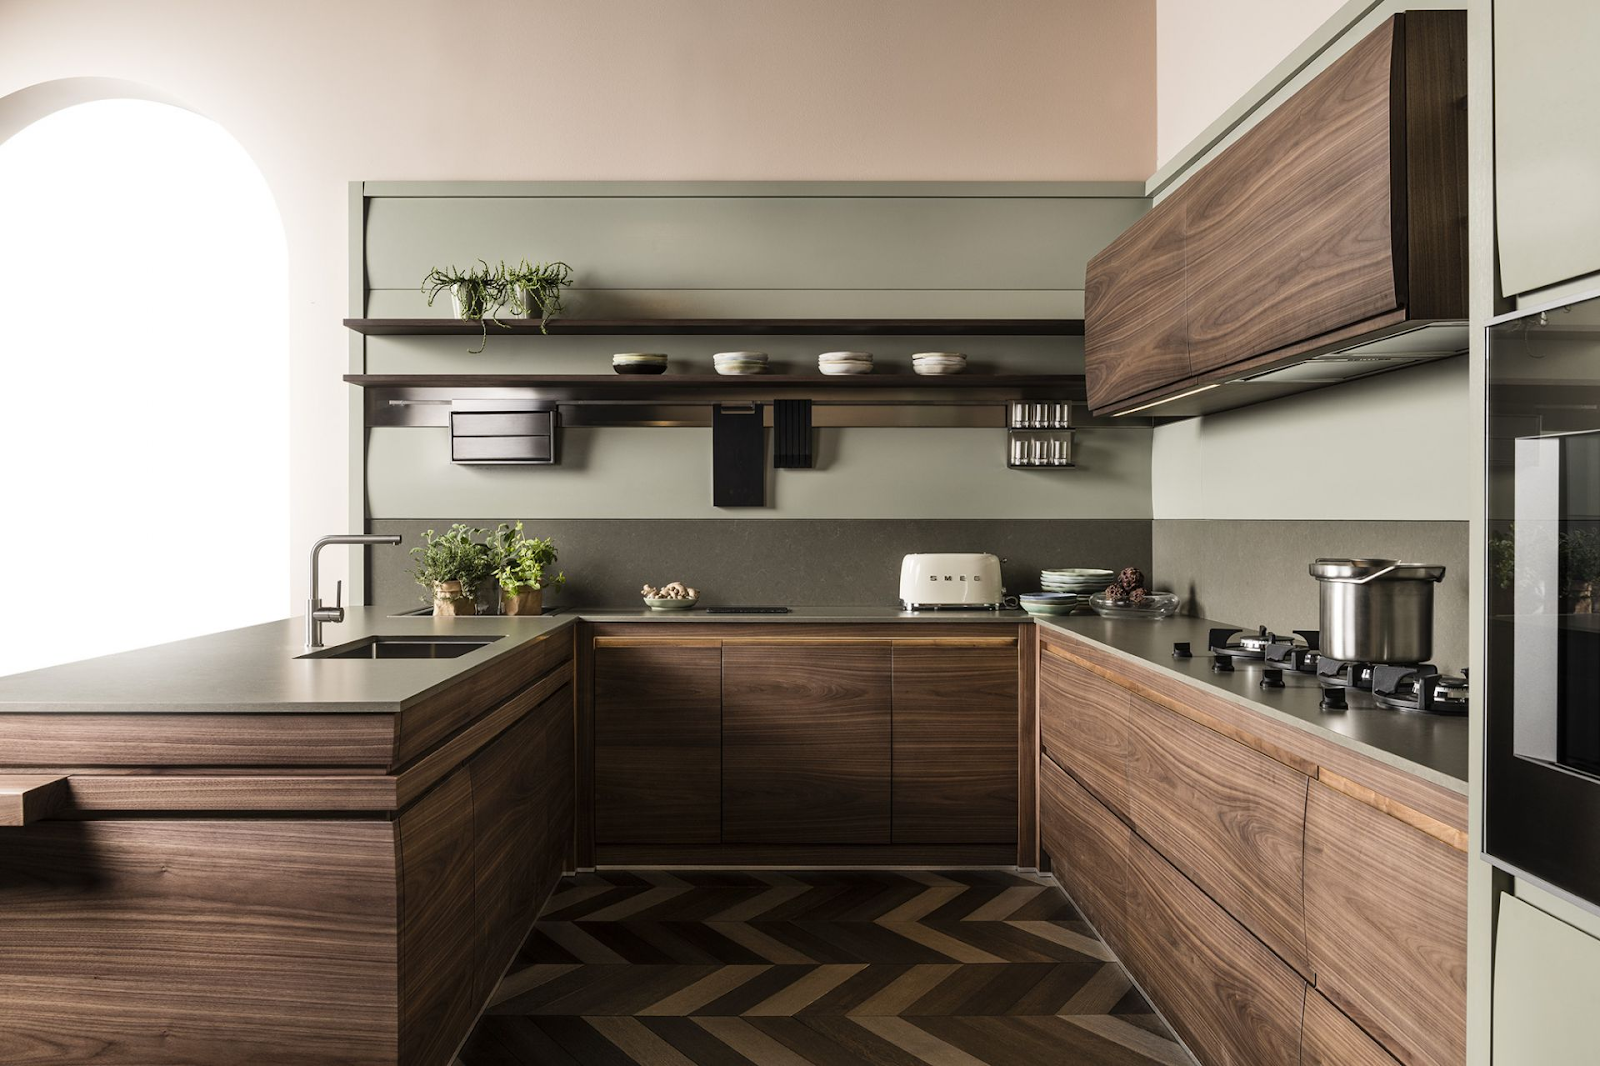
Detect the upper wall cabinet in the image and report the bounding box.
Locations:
[1085,13,1467,416]
[1496,0,1600,298]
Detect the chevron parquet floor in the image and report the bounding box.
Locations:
[457,869,1189,1066]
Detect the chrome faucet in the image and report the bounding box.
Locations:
[306,534,403,648]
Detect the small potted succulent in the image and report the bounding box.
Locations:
[409,525,493,616]
[505,259,573,334]
[490,522,565,616]
[421,260,511,352]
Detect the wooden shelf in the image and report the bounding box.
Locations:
[345,373,1085,394]
[343,317,1084,337]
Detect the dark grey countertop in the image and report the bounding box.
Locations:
[576,605,1029,624]
[1034,614,1468,792]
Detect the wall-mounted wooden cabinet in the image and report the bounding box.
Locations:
[1085,12,1467,416]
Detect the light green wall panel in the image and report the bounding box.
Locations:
[364,193,1144,299]
[365,426,1152,521]
[1495,0,1600,296]
[1493,893,1600,1064]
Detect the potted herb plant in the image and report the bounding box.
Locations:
[490,522,565,615]
[409,525,493,616]
[421,260,510,353]
[505,259,573,334]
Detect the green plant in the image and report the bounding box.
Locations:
[1490,526,1600,595]
[504,259,573,334]
[421,260,510,352]
[409,525,493,600]
[490,521,566,594]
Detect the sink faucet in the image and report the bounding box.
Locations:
[306,534,403,648]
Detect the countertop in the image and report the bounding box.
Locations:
[1034,614,1469,792]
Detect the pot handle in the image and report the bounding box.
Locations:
[1349,564,1401,585]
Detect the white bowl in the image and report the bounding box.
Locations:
[819,363,873,375]
[714,351,768,362]
[819,351,873,362]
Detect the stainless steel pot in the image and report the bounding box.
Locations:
[1309,558,1446,664]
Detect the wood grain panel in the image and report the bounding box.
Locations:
[397,767,477,1066]
[1128,695,1310,976]
[1038,645,1131,817]
[722,644,891,844]
[1305,782,1466,1066]
[1125,834,1307,1066]
[0,775,66,825]
[1017,624,1040,869]
[1039,752,1130,958]
[1038,631,1466,835]
[0,819,399,1066]
[0,713,397,768]
[1184,17,1401,375]
[1084,191,1190,410]
[1400,11,1468,320]
[1302,987,1403,1066]
[594,842,1014,866]
[58,773,399,812]
[469,708,544,1007]
[890,646,1017,844]
[594,644,721,844]
[538,681,575,897]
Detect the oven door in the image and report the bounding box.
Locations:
[1488,296,1600,910]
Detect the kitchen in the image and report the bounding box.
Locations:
[0,1,1589,1064]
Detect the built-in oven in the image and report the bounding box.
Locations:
[1487,290,1600,912]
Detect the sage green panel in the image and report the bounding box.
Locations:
[362,334,1084,377]
[364,426,1152,521]
[362,180,1150,199]
[364,195,1145,292]
[1493,893,1600,1064]
[1496,0,1600,296]
[367,287,1086,320]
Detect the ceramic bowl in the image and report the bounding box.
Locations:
[1021,600,1078,616]
[613,363,668,375]
[644,596,699,610]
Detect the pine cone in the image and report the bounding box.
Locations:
[1118,567,1145,590]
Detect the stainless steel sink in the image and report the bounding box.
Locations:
[300,635,503,660]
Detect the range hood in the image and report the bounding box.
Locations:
[1116,320,1470,418]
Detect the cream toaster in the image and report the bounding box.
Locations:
[899,553,1004,610]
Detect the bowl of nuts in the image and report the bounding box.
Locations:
[641,581,699,610]
[1089,568,1179,619]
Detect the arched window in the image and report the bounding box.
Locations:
[0,98,288,675]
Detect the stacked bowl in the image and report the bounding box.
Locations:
[612,352,668,375]
[713,351,769,376]
[1041,568,1114,595]
[912,351,967,376]
[819,351,873,376]
[1019,592,1078,616]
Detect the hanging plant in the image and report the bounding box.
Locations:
[505,259,574,334]
[421,260,511,352]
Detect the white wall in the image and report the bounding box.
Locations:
[0,0,1157,610]
[1156,0,1347,167]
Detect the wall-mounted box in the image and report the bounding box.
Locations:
[449,400,557,464]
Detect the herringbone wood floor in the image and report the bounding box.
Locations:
[457,869,1188,1066]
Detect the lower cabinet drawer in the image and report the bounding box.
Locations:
[1038,644,1131,817]
[1303,987,1403,1066]
[1127,694,1310,975]
[1125,833,1307,1066]
[1305,782,1467,1066]
[1039,752,1130,956]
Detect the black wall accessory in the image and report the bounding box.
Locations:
[712,403,765,506]
[773,399,813,469]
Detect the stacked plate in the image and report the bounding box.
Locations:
[1041,568,1114,595]
[912,351,967,376]
[612,352,668,375]
[713,351,769,376]
[1019,592,1077,616]
[819,351,873,376]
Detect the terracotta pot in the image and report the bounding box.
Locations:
[433,580,477,617]
[502,587,543,616]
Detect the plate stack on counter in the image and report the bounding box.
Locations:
[912,351,967,375]
[819,351,874,375]
[713,351,769,375]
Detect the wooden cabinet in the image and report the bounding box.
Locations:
[1083,12,1466,415]
[1125,834,1308,1066]
[722,643,891,844]
[1038,645,1130,817]
[1306,781,1467,1066]
[593,642,721,844]
[890,645,1017,844]
[1083,192,1190,409]
[1039,752,1130,958]
[1127,695,1310,975]
[1303,987,1404,1066]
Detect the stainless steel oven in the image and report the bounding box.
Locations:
[1487,291,1600,910]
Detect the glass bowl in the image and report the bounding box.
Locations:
[1089,591,1180,619]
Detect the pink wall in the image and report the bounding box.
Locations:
[0,0,1155,605]
[1156,0,1346,166]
